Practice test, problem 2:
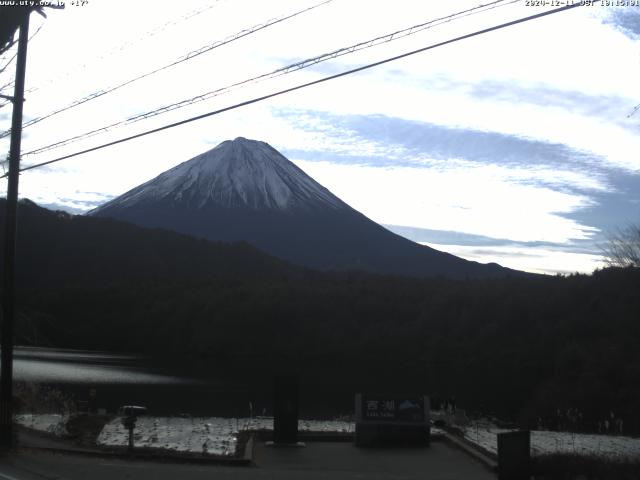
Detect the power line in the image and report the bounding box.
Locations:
[106,0,522,128]
[109,2,221,52]
[0,79,15,96]
[14,1,222,99]
[5,3,582,179]
[0,22,44,72]
[1,4,221,109]
[0,22,44,108]
[21,0,519,156]
[0,0,332,139]
[0,51,18,77]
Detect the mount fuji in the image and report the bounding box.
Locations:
[90,137,517,278]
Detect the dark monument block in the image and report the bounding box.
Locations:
[498,430,530,480]
[273,374,299,444]
[355,393,430,447]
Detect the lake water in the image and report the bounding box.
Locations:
[10,346,266,416]
[14,347,193,385]
[9,346,355,417]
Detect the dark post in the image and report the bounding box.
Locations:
[120,405,147,455]
[88,388,97,414]
[273,373,299,444]
[497,430,531,480]
[128,423,134,454]
[119,406,146,455]
[121,414,136,454]
[0,10,30,449]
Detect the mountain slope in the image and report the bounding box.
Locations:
[103,137,347,212]
[90,137,520,279]
[0,199,297,290]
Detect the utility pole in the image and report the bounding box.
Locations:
[0,9,30,448]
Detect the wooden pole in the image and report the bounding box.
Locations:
[1,10,30,448]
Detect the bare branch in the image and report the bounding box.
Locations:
[601,224,640,268]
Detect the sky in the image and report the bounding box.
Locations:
[0,0,639,275]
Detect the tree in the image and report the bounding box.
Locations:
[601,224,640,268]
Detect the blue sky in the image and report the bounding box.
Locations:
[0,0,639,274]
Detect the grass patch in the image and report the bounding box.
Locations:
[14,381,76,415]
[532,453,640,480]
[66,413,112,446]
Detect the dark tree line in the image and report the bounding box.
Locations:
[3,200,640,433]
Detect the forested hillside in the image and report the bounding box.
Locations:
[3,200,639,433]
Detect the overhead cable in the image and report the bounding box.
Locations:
[4,3,582,179]
[21,0,519,156]
[17,1,222,98]
[0,0,333,138]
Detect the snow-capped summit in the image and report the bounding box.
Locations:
[97,137,346,212]
[91,138,520,279]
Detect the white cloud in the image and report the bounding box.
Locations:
[422,243,605,275]
[293,159,599,244]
